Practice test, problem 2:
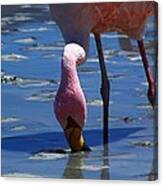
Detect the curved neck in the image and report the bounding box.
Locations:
[60,58,80,87]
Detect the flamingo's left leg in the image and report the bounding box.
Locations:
[137,39,155,107]
[94,33,110,145]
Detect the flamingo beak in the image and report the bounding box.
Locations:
[64,116,91,152]
[64,126,85,152]
[64,117,91,152]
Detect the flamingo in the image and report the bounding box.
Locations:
[49,2,156,152]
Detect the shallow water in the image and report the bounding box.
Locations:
[1,4,157,180]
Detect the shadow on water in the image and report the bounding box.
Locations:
[2,127,144,153]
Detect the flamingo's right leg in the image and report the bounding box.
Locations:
[137,39,155,107]
[94,33,110,145]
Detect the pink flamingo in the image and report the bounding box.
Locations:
[54,43,90,151]
[50,2,156,152]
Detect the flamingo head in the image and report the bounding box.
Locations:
[62,43,86,70]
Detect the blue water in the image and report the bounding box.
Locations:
[1,4,157,180]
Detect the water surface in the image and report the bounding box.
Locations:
[1,4,157,180]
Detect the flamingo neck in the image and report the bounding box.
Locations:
[60,57,80,87]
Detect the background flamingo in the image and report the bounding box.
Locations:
[50,2,157,152]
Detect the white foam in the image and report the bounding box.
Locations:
[2,54,28,62]
[10,126,26,131]
[136,105,152,109]
[128,56,142,62]
[1,117,20,123]
[28,45,63,51]
[88,100,113,106]
[26,91,56,102]
[3,172,41,178]
[19,27,49,33]
[18,80,51,88]
[79,164,109,171]
[87,58,99,63]
[14,37,35,44]
[87,99,103,106]
[29,152,68,160]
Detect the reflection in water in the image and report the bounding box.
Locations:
[101,144,110,180]
[63,152,89,179]
[63,144,110,180]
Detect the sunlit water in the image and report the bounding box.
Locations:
[1,4,157,180]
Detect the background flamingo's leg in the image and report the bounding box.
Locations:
[94,33,110,145]
[137,39,155,107]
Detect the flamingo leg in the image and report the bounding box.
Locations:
[94,33,110,145]
[137,39,155,107]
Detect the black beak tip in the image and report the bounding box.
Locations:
[71,142,91,153]
[81,142,91,152]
